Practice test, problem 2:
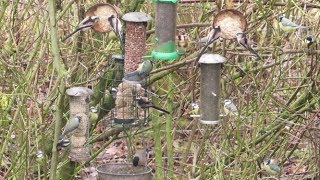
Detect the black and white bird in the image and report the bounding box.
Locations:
[236,32,261,59]
[136,97,169,114]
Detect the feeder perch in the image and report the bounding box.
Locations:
[96,164,152,180]
[213,9,247,39]
[66,87,93,162]
[122,12,152,73]
[151,0,179,60]
[199,54,225,125]
[85,3,122,33]
[113,82,146,124]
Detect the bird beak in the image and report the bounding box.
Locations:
[62,17,98,41]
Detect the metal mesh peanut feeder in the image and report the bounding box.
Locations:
[96,164,152,180]
[152,0,179,60]
[66,87,93,162]
[122,12,152,73]
[199,54,225,125]
[213,9,247,39]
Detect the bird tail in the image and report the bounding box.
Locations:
[247,47,262,60]
[151,106,170,114]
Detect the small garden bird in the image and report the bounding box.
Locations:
[236,32,261,59]
[136,97,169,114]
[224,99,238,116]
[132,149,148,167]
[261,159,281,175]
[278,15,307,32]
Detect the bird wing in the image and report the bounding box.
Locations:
[281,18,302,28]
[61,117,80,136]
[269,164,281,172]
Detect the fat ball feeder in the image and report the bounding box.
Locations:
[65,87,93,162]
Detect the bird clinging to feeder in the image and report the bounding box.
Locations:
[63,3,123,48]
[123,59,154,83]
[136,97,170,114]
[236,32,261,59]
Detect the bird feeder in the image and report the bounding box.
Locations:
[152,0,179,60]
[63,3,122,40]
[66,87,93,162]
[213,9,246,39]
[199,54,225,125]
[122,12,152,73]
[96,164,152,180]
[113,82,146,124]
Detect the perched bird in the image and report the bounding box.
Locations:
[196,26,221,64]
[63,16,99,41]
[236,32,261,59]
[136,97,170,114]
[224,99,239,116]
[108,14,124,49]
[56,139,70,151]
[190,102,200,117]
[305,35,315,49]
[278,15,307,32]
[59,116,81,140]
[89,106,99,123]
[35,150,44,164]
[261,159,281,175]
[123,59,154,83]
[132,149,148,167]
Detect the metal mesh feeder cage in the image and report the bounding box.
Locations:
[213,9,246,39]
[122,12,152,73]
[65,87,93,162]
[151,0,179,60]
[199,54,225,125]
[112,82,146,124]
[96,164,152,180]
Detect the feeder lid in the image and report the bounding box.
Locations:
[66,87,94,96]
[85,3,122,33]
[199,54,225,64]
[213,9,247,40]
[122,12,152,22]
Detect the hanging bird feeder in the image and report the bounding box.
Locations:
[65,87,93,162]
[213,9,246,39]
[63,3,122,41]
[122,12,152,73]
[199,54,225,125]
[151,0,179,60]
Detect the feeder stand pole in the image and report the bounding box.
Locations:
[199,54,225,124]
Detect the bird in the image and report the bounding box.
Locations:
[35,150,44,164]
[136,97,170,114]
[132,149,148,167]
[278,15,307,32]
[236,32,261,59]
[59,116,81,140]
[89,106,99,123]
[56,139,70,151]
[190,102,200,116]
[261,159,281,175]
[63,16,99,41]
[305,35,315,49]
[224,99,239,116]
[195,26,221,65]
[123,59,154,83]
[108,14,124,50]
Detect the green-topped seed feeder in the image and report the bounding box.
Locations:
[152,0,179,60]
